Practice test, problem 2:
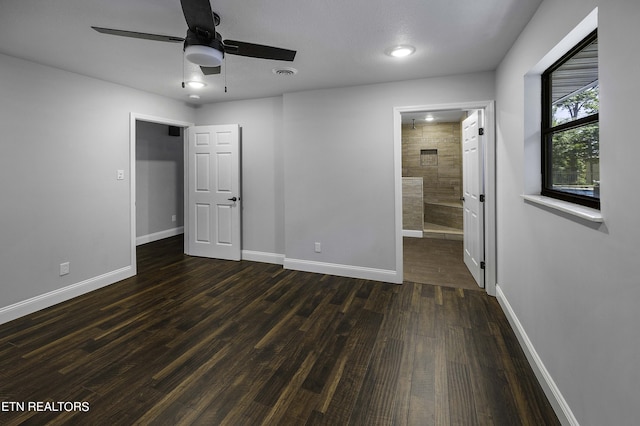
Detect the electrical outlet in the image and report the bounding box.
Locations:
[314,242,322,253]
[117,169,125,180]
[59,262,70,276]
[171,215,177,222]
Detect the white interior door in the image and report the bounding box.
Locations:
[462,111,485,288]
[186,124,241,260]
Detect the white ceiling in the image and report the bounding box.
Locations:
[0,0,542,105]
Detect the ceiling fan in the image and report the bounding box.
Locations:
[92,0,296,77]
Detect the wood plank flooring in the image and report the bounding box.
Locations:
[0,236,559,425]
[404,237,481,292]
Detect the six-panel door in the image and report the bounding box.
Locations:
[187,124,241,260]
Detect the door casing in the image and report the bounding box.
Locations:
[393,101,496,296]
[462,110,485,288]
[129,113,193,275]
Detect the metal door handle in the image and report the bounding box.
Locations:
[228,197,238,202]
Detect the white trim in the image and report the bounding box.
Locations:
[402,229,424,238]
[393,100,497,296]
[242,250,285,265]
[0,267,134,326]
[284,258,399,283]
[495,285,579,426]
[136,227,184,246]
[523,15,598,197]
[130,113,194,276]
[484,101,497,296]
[393,109,405,285]
[522,195,603,222]
[527,8,598,76]
[522,8,600,226]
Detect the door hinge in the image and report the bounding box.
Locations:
[480,194,485,202]
[479,127,485,136]
[480,261,486,270]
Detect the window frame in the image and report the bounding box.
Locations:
[541,29,600,210]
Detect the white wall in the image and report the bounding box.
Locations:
[195,97,285,260]
[135,121,184,242]
[282,73,494,279]
[193,73,495,276]
[0,53,195,320]
[495,0,640,424]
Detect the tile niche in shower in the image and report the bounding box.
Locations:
[420,149,438,166]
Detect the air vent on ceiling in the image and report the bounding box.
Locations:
[272,67,298,76]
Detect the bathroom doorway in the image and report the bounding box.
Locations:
[393,102,496,295]
[401,109,466,239]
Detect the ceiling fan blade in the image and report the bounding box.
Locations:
[201,66,221,75]
[223,40,296,61]
[92,26,184,43]
[180,0,217,36]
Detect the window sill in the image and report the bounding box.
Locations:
[521,194,603,222]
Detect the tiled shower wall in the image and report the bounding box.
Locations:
[402,177,423,231]
[402,122,463,230]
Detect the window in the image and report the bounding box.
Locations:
[541,29,599,209]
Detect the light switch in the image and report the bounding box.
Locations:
[117,170,125,180]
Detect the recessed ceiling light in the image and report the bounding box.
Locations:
[186,81,206,89]
[188,94,201,100]
[386,45,416,58]
[272,67,298,76]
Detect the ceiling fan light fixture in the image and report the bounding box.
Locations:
[386,45,416,58]
[186,80,206,89]
[184,44,223,67]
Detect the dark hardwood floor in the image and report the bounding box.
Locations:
[0,236,559,425]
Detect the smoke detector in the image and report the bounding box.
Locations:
[272,67,298,76]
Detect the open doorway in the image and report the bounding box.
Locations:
[129,113,193,275]
[393,102,496,296]
[135,121,185,246]
[401,110,466,239]
[400,109,476,290]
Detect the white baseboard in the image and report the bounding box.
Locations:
[284,258,400,284]
[495,284,579,426]
[402,229,424,238]
[136,227,184,246]
[0,266,134,326]
[242,250,285,265]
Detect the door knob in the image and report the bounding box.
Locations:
[228,197,238,202]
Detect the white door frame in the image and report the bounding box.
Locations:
[129,113,194,276]
[393,101,497,296]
